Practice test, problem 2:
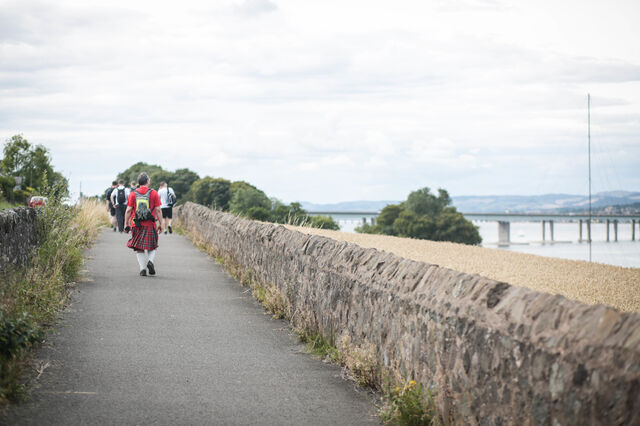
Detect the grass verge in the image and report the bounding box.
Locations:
[0,197,108,404]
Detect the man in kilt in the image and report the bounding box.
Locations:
[124,172,163,276]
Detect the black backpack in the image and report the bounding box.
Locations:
[116,188,126,205]
[106,187,115,208]
[167,188,176,207]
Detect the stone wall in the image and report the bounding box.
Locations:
[177,202,640,426]
[0,207,40,274]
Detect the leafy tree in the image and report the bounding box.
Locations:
[170,168,200,197]
[187,177,231,209]
[270,200,309,224]
[117,162,164,186]
[0,175,16,202]
[309,215,340,230]
[246,206,272,221]
[149,170,175,188]
[0,135,31,177]
[405,187,451,217]
[356,187,481,245]
[393,210,434,239]
[432,207,482,244]
[229,186,271,215]
[1,135,68,198]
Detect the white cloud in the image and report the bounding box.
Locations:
[1,0,639,203]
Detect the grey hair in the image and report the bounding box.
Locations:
[137,172,149,185]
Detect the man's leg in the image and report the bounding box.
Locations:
[167,208,173,233]
[116,205,126,232]
[135,250,147,276]
[147,249,156,275]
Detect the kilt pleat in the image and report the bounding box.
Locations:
[127,225,158,251]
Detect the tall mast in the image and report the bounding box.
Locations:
[588,94,592,262]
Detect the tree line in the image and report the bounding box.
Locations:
[0,135,69,204]
[115,162,340,230]
[2,135,481,244]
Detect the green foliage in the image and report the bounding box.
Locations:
[186,177,231,210]
[229,181,258,198]
[356,187,481,245]
[380,381,436,426]
[0,185,103,403]
[229,186,271,215]
[432,207,482,244]
[354,222,375,234]
[168,168,200,196]
[246,206,272,221]
[0,135,69,198]
[270,200,307,224]
[378,204,403,227]
[0,311,43,402]
[0,312,43,361]
[393,211,434,240]
[296,330,340,363]
[309,215,340,230]
[405,187,451,217]
[0,175,16,202]
[117,161,164,186]
[115,162,200,203]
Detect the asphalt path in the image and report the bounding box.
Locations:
[3,229,378,425]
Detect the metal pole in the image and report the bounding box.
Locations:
[588,94,592,261]
[579,219,583,242]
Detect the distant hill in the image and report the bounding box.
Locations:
[302,191,640,214]
[301,200,399,212]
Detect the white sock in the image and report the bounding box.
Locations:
[148,250,156,263]
[144,250,150,265]
[136,253,146,270]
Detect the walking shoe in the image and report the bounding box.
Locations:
[147,261,156,276]
[164,231,167,235]
[139,269,147,277]
[113,227,117,232]
[168,226,172,234]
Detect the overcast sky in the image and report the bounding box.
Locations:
[1,0,639,203]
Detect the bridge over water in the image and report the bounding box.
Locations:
[308,211,640,246]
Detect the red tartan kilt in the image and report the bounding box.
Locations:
[127,225,158,251]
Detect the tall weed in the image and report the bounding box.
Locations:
[0,191,105,403]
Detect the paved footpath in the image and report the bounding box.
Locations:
[3,230,378,425]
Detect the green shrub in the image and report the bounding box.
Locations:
[0,187,103,404]
[380,380,436,425]
[309,215,340,230]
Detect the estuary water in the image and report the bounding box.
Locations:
[322,214,640,268]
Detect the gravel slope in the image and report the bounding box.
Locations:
[287,226,640,313]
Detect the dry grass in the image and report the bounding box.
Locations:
[76,198,110,236]
[287,226,640,313]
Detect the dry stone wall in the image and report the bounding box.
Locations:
[177,202,640,426]
[0,207,39,275]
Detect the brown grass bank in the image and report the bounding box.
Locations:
[287,226,640,313]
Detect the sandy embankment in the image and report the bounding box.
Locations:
[286,226,640,313]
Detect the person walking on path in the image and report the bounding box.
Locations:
[124,173,162,276]
[157,181,176,235]
[105,180,117,232]
[110,179,130,233]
